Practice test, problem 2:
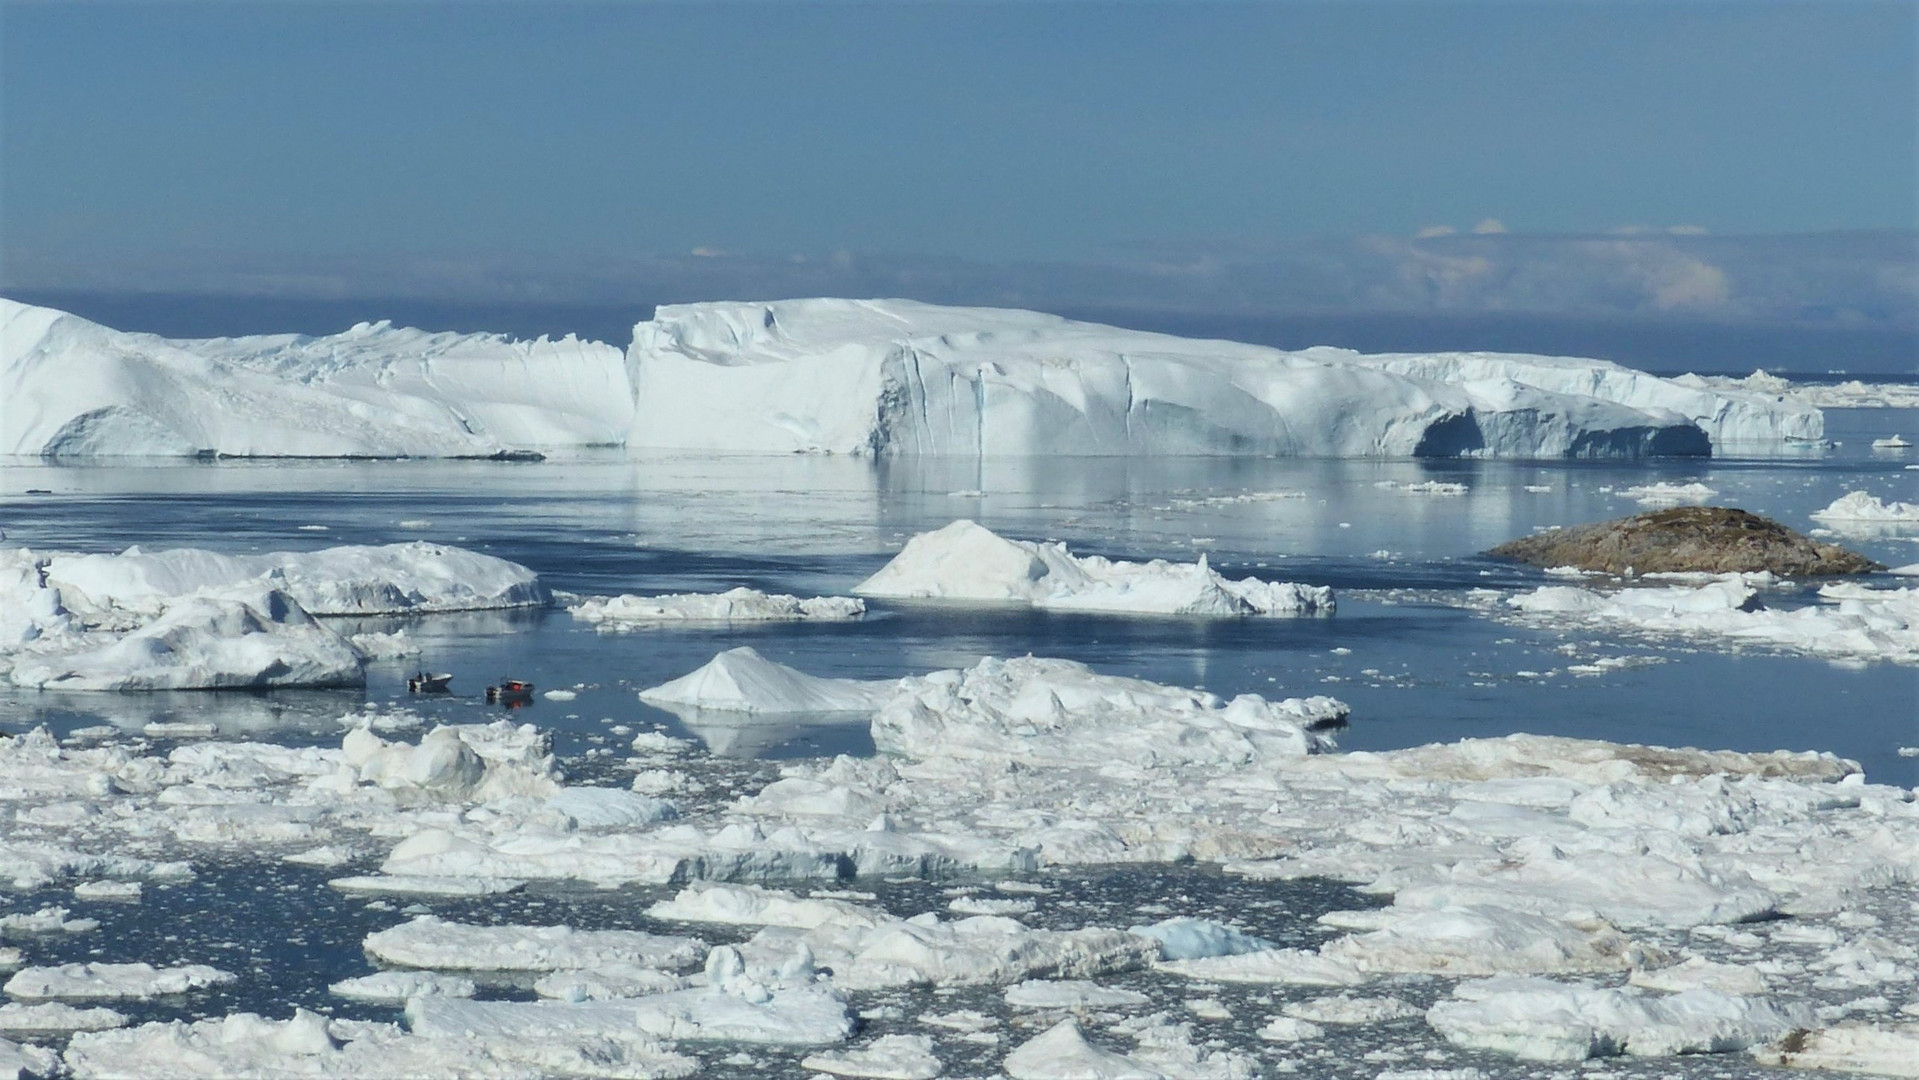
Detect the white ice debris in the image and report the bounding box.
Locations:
[1128,917,1274,960]
[62,1007,701,1079]
[871,655,1346,769]
[627,298,1797,457]
[0,541,542,690]
[327,971,477,1006]
[404,972,856,1046]
[0,646,1914,1071]
[362,916,704,973]
[1812,491,1919,529]
[1426,975,1811,1061]
[1156,948,1367,987]
[1618,481,1718,505]
[1001,1018,1163,1080]
[855,520,1333,617]
[0,1002,127,1035]
[570,587,864,627]
[1755,1020,1919,1076]
[1506,579,1919,664]
[800,1034,943,1079]
[4,962,235,1001]
[1,298,631,458]
[1004,980,1152,1009]
[1675,369,1919,410]
[0,1037,56,1080]
[638,647,897,715]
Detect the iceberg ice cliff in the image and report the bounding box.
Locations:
[2,295,1821,459]
[625,299,1810,457]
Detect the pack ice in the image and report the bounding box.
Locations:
[0,541,543,689]
[5,653,1917,1074]
[4,295,1819,459]
[625,298,1814,456]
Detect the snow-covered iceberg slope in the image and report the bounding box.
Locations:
[855,519,1334,617]
[1,298,629,458]
[624,299,1807,457]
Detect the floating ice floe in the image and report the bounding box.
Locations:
[327,971,477,1006]
[61,1007,701,1079]
[0,1002,127,1035]
[1376,480,1469,495]
[854,520,1334,617]
[799,1034,942,1079]
[1000,1018,1160,1080]
[1505,578,1919,664]
[1426,975,1811,1061]
[362,916,705,973]
[1812,491,1919,535]
[3,963,235,1002]
[1617,481,1718,505]
[1004,979,1152,1010]
[0,541,542,691]
[639,647,897,715]
[570,587,864,628]
[1755,1020,1919,1076]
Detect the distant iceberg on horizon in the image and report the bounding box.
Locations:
[1,295,1821,460]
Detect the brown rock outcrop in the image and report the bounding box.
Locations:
[1488,506,1882,576]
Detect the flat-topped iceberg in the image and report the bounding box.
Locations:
[6,296,1822,458]
[1,297,630,458]
[625,298,1804,457]
[855,519,1334,617]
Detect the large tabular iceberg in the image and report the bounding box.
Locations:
[625,299,1810,457]
[4,295,1820,458]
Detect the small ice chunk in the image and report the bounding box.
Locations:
[800,1034,942,1079]
[72,881,142,903]
[1257,1015,1325,1042]
[0,1001,128,1034]
[1004,979,1151,1009]
[362,916,705,973]
[4,962,236,1001]
[1002,1018,1162,1080]
[1129,916,1275,960]
[327,971,476,1005]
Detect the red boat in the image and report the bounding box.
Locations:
[485,679,534,705]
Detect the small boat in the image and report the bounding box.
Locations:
[485,678,535,705]
[407,672,453,694]
[1871,434,1912,449]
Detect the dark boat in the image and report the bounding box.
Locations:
[485,678,535,705]
[407,672,453,694]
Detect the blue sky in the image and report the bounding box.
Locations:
[3,0,1913,265]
